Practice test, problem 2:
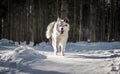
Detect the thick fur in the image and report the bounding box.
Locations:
[46,17,70,56]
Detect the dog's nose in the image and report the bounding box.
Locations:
[61,28,63,30]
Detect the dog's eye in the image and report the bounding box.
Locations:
[65,24,67,26]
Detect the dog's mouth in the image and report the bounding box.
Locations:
[60,30,64,34]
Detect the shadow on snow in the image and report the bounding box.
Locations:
[65,54,120,59]
[0,60,66,74]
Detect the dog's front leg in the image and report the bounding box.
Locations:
[61,43,66,56]
[52,41,58,56]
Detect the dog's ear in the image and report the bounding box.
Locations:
[57,17,60,21]
[64,17,69,23]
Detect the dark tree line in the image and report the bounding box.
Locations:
[0,0,120,43]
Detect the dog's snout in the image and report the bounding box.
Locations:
[61,28,63,30]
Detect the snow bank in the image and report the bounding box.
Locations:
[0,39,14,45]
[0,46,46,63]
[66,42,120,52]
[34,41,120,53]
[0,46,46,74]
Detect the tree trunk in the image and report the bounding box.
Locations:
[90,0,96,41]
[79,0,83,41]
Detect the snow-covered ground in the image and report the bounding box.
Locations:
[0,39,120,74]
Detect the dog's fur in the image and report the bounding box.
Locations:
[46,17,70,56]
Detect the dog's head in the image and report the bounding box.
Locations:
[55,17,70,34]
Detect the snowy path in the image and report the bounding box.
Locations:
[0,39,120,74]
[0,47,120,74]
[33,51,120,74]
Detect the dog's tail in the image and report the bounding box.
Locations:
[46,21,55,39]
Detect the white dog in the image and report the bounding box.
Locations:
[46,17,70,56]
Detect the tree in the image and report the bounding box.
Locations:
[0,0,120,42]
[79,0,83,41]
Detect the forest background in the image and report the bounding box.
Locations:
[0,0,120,44]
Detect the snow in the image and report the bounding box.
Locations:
[0,39,120,74]
[0,39,14,45]
[1,46,46,62]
